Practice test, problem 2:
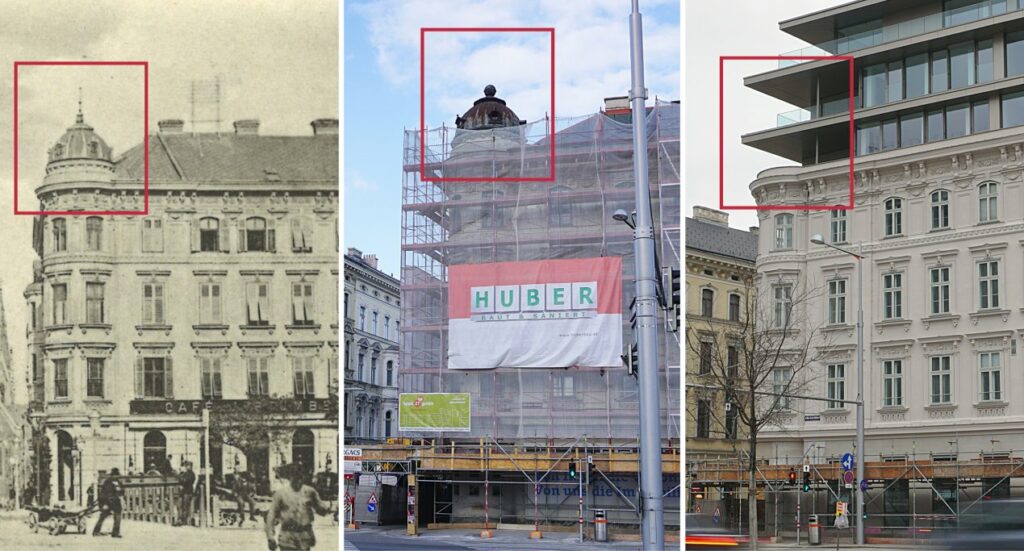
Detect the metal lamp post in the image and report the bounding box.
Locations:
[811,234,865,545]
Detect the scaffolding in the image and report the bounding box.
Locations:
[399,100,680,446]
[686,445,1024,544]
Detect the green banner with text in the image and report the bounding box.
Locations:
[398,393,471,432]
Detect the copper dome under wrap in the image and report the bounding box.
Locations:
[448,85,530,176]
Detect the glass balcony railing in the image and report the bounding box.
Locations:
[774,96,858,128]
[777,108,812,127]
[778,0,1022,68]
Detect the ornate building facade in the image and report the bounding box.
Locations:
[25,110,339,505]
[342,248,399,442]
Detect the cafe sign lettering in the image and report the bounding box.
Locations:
[130,398,333,415]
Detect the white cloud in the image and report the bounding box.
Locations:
[351,0,679,120]
[347,172,379,192]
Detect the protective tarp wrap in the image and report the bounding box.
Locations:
[402,101,680,441]
[448,257,622,370]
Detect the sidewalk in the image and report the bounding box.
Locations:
[345,525,646,550]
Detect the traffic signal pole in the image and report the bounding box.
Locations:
[628,1,664,549]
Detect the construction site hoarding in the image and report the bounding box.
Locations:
[448,257,622,369]
[398,392,471,432]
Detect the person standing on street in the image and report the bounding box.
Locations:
[235,471,257,525]
[92,468,123,538]
[177,461,197,527]
[265,463,332,551]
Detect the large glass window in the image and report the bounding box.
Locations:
[945,0,1008,27]
[862,63,886,108]
[900,112,924,147]
[950,42,977,88]
[1008,31,1024,77]
[946,103,970,138]
[927,109,945,142]
[887,61,904,102]
[932,51,949,93]
[856,122,882,155]
[906,54,929,98]
[973,100,990,133]
[1001,91,1024,127]
[882,118,898,150]
[977,39,994,83]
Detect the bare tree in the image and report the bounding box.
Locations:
[208,397,303,470]
[686,275,834,549]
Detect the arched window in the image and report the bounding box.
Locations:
[143,430,167,474]
[86,217,102,251]
[930,190,950,230]
[199,217,221,252]
[884,197,903,236]
[291,428,315,482]
[549,186,574,227]
[52,218,67,252]
[774,214,793,249]
[728,293,741,322]
[701,288,714,317]
[979,182,998,223]
[240,217,274,252]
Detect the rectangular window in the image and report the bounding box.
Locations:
[370,356,377,384]
[978,260,1000,309]
[372,311,379,334]
[52,218,67,252]
[85,282,105,324]
[247,357,270,397]
[1001,91,1024,127]
[905,53,929,98]
[862,63,886,107]
[1007,31,1024,77]
[828,279,847,325]
[728,294,741,321]
[932,191,950,230]
[856,122,882,155]
[931,50,949,93]
[142,218,164,253]
[930,356,952,404]
[883,359,903,407]
[946,103,970,139]
[358,306,366,331]
[977,39,994,83]
[357,353,365,380]
[142,283,165,325]
[882,118,898,150]
[927,109,945,142]
[930,267,951,315]
[945,0,1007,27]
[727,344,739,377]
[830,209,847,243]
[950,42,976,88]
[827,363,846,409]
[883,272,903,319]
[887,61,904,102]
[199,282,222,324]
[245,282,271,325]
[700,289,713,317]
[980,351,1002,401]
[773,368,792,409]
[87,358,104,398]
[773,285,792,328]
[291,282,315,325]
[696,399,711,438]
[972,100,990,133]
[900,112,924,147]
[86,217,102,251]
[292,356,315,398]
[979,182,998,222]
[200,357,223,400]
[699,341,713,375]
[290,218,312,253]
[141,357,171,399]
[54,359,68,399]
[384,316,391,340]
[52,283,67,325]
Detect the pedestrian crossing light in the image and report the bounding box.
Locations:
[621,343,639,378]
[802,471,811,492]
[663,267,681,332]
[787,469,797,486]
[568,461,577,479]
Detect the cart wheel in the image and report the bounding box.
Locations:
[78,517,87,534]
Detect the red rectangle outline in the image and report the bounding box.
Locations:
[719,55,855,211]
[14,60,149,216]
[420,27,555,183]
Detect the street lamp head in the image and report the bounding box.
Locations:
[810,234,825,245]
[612,209,630,222]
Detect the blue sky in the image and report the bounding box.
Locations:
[344,0,680,277]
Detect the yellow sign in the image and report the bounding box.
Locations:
[835,501,846,517]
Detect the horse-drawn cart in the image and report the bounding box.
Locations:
[26,504,98,536]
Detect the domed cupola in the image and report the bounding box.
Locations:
[47,107,113,165]
[455,85,525,130]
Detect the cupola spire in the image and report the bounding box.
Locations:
[76,87,83,124]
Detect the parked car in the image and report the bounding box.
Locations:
[686,513,749,549]
[944,499,1024,550]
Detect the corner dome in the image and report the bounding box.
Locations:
[47,110,113,164]
[455,85,524,130]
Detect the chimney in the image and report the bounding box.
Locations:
[158,119,184,134]
[364,254,379,270]
[233,119,260,135]
[692,206,729,227]
[311,118,339,136]
[347,247,362,259]
[603,96,630,113]
[749,226,760,236]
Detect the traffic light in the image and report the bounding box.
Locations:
[788,469,797,486]
[663,267,681,332]
[621,343,639,377]
[802,471,811,492]
[568,461,577,479]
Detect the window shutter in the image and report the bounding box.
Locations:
[212,284,222,323]
[291,284,301,323]
[219,222,230,252]
[267,219,276,252]
[155,285,165,324]
[290,219,301,252]
[165,357,174,398]
[135,357,144,398]
[142,284,152,324]
[238,227,247,252]
[190,218,200,252]
[303,221,312,252]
